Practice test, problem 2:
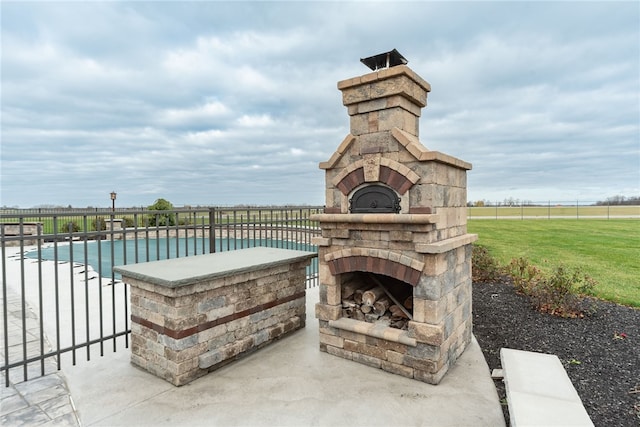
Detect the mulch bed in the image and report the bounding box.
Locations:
[472,277,640,426]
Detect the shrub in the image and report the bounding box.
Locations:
[472,244,502,282]
[93,217,107,231]
[59,221,80,233]
[93,216,133,231]
[471,244,597,318]
[147,198,176,226]
[532,265,597,318]
[506,257,543,295]
[505,258,597,318]
[177,215,192,226]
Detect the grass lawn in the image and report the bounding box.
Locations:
[467,219,640,307]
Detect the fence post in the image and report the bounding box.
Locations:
[209,207,216,253]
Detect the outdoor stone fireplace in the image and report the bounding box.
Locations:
[311,51,477,384]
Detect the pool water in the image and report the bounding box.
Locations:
[26,237,317,279]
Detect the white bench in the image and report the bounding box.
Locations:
[500,348,594,426]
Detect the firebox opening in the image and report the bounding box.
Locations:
[349,184,401,213]
[340,272,413,330]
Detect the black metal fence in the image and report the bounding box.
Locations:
[467,202,640,220]
[0,206,322,386]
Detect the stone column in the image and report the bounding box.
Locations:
[338,65,431,139]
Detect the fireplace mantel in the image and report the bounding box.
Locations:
[310,213,439,224]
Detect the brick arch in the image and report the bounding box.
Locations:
[324,249,424,286]
[336,167,365,195]
[334,159,420,196]
[379,165,414,195]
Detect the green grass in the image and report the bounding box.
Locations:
[468,219,640,307]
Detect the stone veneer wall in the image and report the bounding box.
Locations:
[116,248,315,386]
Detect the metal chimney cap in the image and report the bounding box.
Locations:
[360,49,408,71]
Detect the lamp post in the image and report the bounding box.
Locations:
[110,191,117,212]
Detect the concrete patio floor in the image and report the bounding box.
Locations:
[59,287,505,426]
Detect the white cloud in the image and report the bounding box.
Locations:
[1,1,638,208]
[236,114,275,128]
[158,101,231,127]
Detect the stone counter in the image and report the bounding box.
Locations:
[1,222,43,246]
[114,247,316,386]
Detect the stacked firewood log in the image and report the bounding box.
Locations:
[341,277,413,330]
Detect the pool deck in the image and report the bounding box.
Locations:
[1,247,505,426]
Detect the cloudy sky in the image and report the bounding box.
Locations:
[2,1,638,208]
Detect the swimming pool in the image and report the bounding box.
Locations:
[26,237,317,279]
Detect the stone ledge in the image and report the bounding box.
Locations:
[337,65,431,94]
[415,234,478,254]
[391,128,472,170]
[329,318,417,347]
[501,348,594,427]
[310,213,439,224]
[319,134,356,169]
[114,247,316,291]
[311,236,331,247]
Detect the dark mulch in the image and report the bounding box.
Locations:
[472,278,640,426]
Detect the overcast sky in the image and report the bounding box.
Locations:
[2,1,638,208]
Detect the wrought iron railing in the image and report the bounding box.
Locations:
[0,206,322,386]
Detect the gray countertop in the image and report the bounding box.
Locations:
[113,246,316,288]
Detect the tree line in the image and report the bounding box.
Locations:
[594,195,640,206]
